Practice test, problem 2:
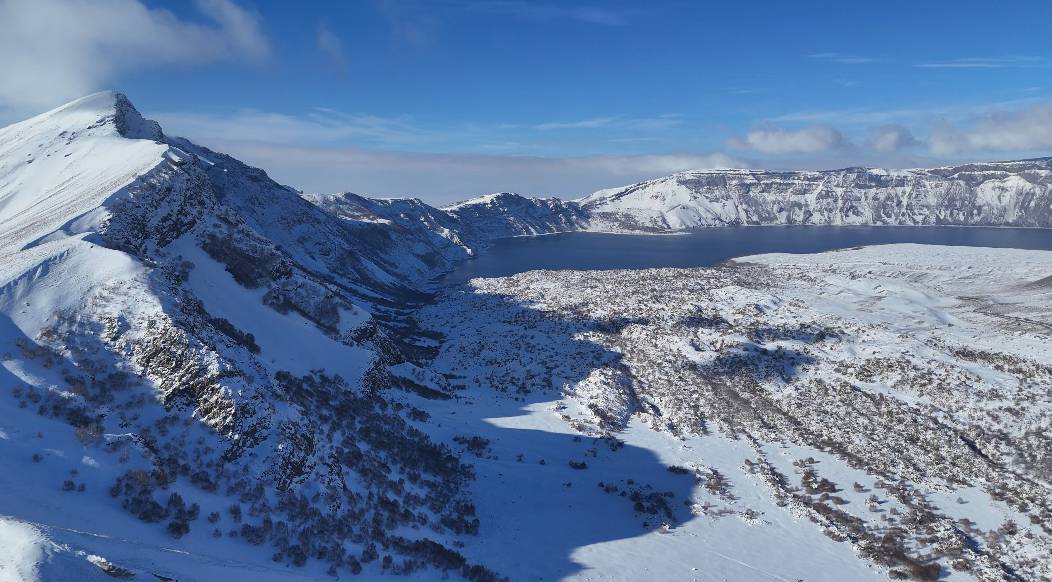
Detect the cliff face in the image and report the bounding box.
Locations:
[580,160,1052,231]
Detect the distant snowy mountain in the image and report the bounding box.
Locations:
[301,191,474,275]
[443,192,589,240]
[312,161,1052,240]
[304,191,588,260]
[579,163,1052,231]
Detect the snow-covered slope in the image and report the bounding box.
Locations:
[0,92,164,260]
[420,244,1052,580]
[579,163,1052,231]
[304,191,589,263]
[0,93,497,580]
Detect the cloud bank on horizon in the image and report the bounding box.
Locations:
[1,0,1051,203]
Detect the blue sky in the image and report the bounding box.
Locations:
[3,0,1052,203]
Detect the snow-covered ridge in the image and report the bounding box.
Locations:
[578,161,1052,231]
[443,192,513,210]
[0,92,499,579]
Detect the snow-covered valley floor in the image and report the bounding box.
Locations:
[3,241,1050,581]
[408,244,1052,581]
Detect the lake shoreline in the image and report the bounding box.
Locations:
[443,225,1052,285]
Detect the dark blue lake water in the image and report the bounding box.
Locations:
[445,226,1052,283]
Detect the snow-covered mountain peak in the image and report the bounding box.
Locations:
[443,191,527,210]
[5,90,163,143]
[0,92,170,260]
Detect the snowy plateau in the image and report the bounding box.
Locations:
[0,93,1050,582]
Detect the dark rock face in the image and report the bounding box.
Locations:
[445,193,590,240]
[112,92,164,141]
[301,192,474,280]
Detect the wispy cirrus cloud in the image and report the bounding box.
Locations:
[534,116,620,130]
[316,21,347,71]
[808,52,879,64]
[0,0,268,112]
[916,56,1052,69]
[372,0,441,47]
[461,1,628,26]
[534,115,682,131]
[372,0,628,48]
[157,108,445,149]
[158,107,690,158]
[771,97,1046,127]
[728,87,765,95]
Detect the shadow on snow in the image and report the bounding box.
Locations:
[408,285,698,580]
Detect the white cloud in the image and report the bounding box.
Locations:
[562,153,744,176]
[868,125,919,152]
[196,0,268,60]
[316,21,347,70]
[0,0,268,112]
[770,98,1044,127]
[929,101,1052,154]
[729,125,847,154]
